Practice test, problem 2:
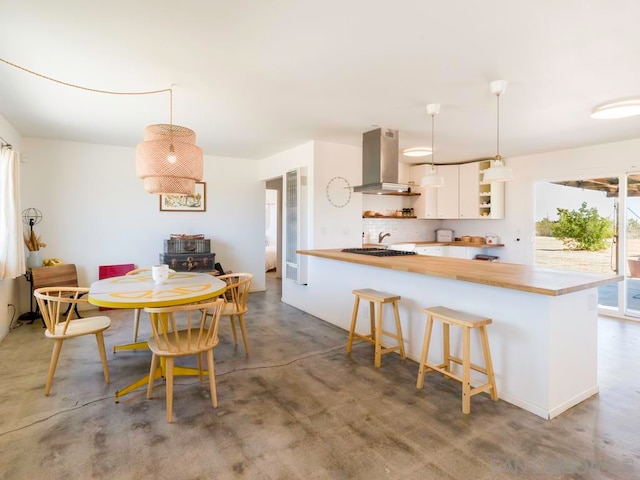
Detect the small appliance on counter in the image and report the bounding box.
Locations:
[435,228,454,242]
[485,234,500,245]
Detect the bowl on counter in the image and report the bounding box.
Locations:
[460,235,471,243]
[471,236,485,244]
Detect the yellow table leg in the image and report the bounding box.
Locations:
[113,340,148,353]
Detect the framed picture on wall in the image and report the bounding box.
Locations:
[159,182,207,212]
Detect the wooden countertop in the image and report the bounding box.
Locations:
[297,249,622,296]
[416,241,504,247]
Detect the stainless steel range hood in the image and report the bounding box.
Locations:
[353,127,410,194]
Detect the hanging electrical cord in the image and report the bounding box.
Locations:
[0,57,170,97]
[8,304,19,330]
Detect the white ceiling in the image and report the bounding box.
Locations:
[2,1,640,164]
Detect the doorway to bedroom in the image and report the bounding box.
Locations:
[266,177,282,286]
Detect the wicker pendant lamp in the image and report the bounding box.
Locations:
[135,89,203,195]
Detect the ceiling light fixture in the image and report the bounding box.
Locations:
[403,147,432,157]
[420,104,445,188]
[135,87,203,195]
[590,99,640,119]
[483,80,514,183]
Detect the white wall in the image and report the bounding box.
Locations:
[259,141,314,289]
[15,137,264,316]
[312,141,362,249]
[258,140,362,304]
[0,115,23,340]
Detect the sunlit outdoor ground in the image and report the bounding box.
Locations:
[534,236,640,274]
[535,236,640,311]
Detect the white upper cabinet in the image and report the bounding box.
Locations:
[409,165,437,218]
[459,162,480,219]
[409,161,504,219]
[409,164,458,219]
[435,165,459,219]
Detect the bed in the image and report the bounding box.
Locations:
[265,245,277,272]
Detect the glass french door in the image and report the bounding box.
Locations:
[624,173,640,318]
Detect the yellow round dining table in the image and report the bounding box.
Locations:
[88,271,226,309]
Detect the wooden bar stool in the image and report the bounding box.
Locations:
[346,288,406,367]
[416,306,498,414]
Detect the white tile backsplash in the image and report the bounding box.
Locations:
[362,218,440,244]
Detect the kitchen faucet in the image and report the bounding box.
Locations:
[378,232,391,243]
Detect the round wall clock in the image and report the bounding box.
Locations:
[326,176,352,208]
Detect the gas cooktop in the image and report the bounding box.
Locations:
[341,248,417,257]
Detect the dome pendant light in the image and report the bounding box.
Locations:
[483,80,514,183]
[420,103,445,188]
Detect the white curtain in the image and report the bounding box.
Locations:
[0,147,25,279]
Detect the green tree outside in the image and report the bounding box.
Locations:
[535,217,555,237]
[627,217,640,239]
[552,202,613,251]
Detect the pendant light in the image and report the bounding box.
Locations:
[136,88,204,195]
[483,80,514,183]
[420,103,445,188]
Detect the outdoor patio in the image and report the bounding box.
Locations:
[598,278,640,314]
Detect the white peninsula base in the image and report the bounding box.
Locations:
[289,255,602,419]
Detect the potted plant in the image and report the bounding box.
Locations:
[628,257,640,277]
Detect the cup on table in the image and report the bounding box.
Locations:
[152,264,170,285]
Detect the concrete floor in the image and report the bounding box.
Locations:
[0,274,638,479]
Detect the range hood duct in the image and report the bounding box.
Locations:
[353,127,410,194]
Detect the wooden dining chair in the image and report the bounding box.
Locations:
[33,287,111,396]
[144,298,225,423]
[216,273,253,353]
[125,267,175,342]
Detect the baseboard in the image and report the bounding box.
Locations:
[0,325,8,343]
[548,386,599,419]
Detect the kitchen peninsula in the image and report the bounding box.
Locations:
[297,249,622,419]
